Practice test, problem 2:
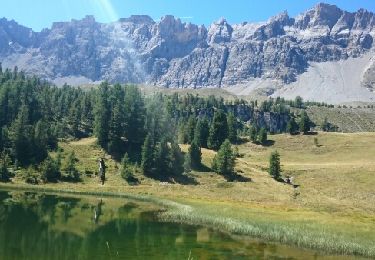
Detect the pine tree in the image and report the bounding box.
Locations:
[120,153,134,182]
[33,120,49,163]
[0,153,11,182]
[258,127,267,145]
[208,110,228,150]
[184,153,192,173]
[170,141,184,176]
[141,134,154,175]
[94,82,110,149]
[299,111,311,134]
[193,118,209,148]
[227,113,237,143]
[154,137,170,176]
[68,99,81,138]
[286,117,298,135]
[108,101,124,156]
[211,139,235,176]
[124,85,146,160]
[10,105,33,166]
[249,125,258,143]
[189,140,201,169]
[186,116,196,144]
[269,151,281,180]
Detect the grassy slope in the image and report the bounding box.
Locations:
[307,106,375,132]
[3,132,375,257]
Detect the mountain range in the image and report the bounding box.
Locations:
[1,3,375,103]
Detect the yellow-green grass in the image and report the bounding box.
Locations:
[2,132,375,257]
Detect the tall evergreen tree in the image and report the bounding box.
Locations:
[227,112,237,143]
[249,125,258,143]
[94,82,110,149]
[0,153,11,182]
[286,117,298,135]
[120,153,134,182]
[154,137,170,176]
[193,118,209,148]
[141,134,154,175]
[189,140,201,169]
[186,116,196,144]
[10,105,33,166]
[108,101,124,156]
[124,85,146,160]
[170,141,184,176]
[299,111,311,134]
[208,110,228,150]
[269,151,281,180]
[212,139,235,176]
[258,127,267,145]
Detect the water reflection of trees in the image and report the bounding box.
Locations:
[0,190,300,260]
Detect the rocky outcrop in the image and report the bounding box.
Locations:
[0,3,375,95]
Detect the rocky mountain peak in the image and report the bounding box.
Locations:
[295,2,343,30]
[119,15,154,24]
[0,3,375,103]
[207,18,233,44]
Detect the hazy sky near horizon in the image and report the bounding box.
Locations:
[1,0,375,31]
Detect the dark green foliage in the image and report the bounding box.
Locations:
[62,151,80,182]
[94,82,110,149]
[184,153,192,173]
[258,127,267,145]
[227,113,237,143]
[124,85,146,160]
[154,138,170,176]
[212,139,235,176]
[41,156,61,183]
[299,111,311,134]
[0,154,11,182]
[170,141,184,176]
[286,117,298,135]
[120,153,134,182]
[186,116,196,144]
[249,125,258,143]
[269,151,281,180]
[141,134,154,175]
[208,110,228,150]
[194,118,209,148]
[10,105,33,166]
[188,140,201,169]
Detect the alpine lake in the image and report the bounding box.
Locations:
[0,189,364,260]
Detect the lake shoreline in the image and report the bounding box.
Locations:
[1,183,373,259]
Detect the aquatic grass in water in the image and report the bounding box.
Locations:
[1,184,374,258]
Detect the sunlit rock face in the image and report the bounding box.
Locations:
[0,3,374,90]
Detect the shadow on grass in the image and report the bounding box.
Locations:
[145,172,198,185]
[195,164,212,173]
[173,174,199,185]
[262,140,275,147]
[304,131,318,136]
[224,172,252,182]
[125,176,140,186]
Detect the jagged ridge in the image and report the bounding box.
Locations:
[0,3,375,102]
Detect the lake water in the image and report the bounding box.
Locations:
[0,189,361,260]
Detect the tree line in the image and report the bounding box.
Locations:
[0,67,320,183]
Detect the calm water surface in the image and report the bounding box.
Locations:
[0,189,362,260]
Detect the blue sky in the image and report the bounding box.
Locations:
[1,0,375,31]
